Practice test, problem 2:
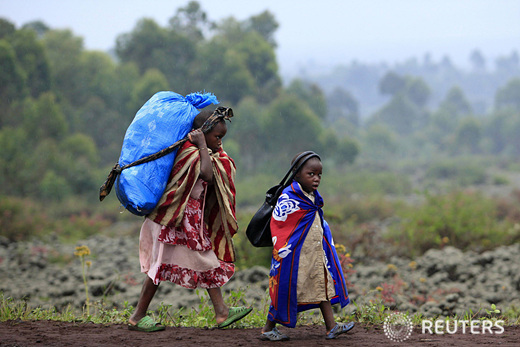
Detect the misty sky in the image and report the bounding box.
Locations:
[1,0,519,75]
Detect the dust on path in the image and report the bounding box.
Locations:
[0,321,518,347]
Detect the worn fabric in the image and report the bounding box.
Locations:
[267,181,350,328]
[148,141,238,262]
[139,217,234,288]
[296,188,336,303]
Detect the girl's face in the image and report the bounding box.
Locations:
[295,158,322,193]
[204,121,227,152]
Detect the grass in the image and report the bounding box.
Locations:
[2,292,519,328]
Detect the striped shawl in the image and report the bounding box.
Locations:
[148,141,238,263]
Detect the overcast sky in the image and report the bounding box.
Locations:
[2,0,519,74]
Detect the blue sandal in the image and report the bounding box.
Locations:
[326,322,355,339]
[260,327,290,341]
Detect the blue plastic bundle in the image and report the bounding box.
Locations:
[115,91,219,215]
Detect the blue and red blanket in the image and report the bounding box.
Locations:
[267,181,350,327]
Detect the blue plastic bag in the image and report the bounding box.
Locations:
[115,91,218,215]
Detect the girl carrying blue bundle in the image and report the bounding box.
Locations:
[261,152,354,341]
[128,107,251,332]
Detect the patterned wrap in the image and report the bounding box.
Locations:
[267,181,350,327]
[148,141,238,263]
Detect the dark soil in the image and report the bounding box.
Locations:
[0,321,518,347]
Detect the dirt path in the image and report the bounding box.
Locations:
[0,321,518,346]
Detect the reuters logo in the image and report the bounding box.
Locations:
[383,312,413,342]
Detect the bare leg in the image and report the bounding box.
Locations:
[262,318,276,333]
[319,301,336,332]
[129,276,159,325]
[207,287,229,325]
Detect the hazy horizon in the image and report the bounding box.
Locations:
[2,0,519,76]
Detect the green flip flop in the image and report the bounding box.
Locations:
[128,316,165,332]
[217,306,253,329]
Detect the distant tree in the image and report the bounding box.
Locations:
[503,113,520,156]
[454,118,481,154]
[335,137,359,165]
[0,127,34,195]
[21,20,50,38]
[169,0,211,41]
[227,97,266,171]
[484,109,510,154]
[0,39,26,109]
[116,18,196,92]
[371,94,422,135]
[196,39,255,104]
[378,73,430,109]
[116,18,165,72]
[42,29,84,104]
[10,28,51,97]
[77,96,123,164]
[39,170,71,201]
[263,94,323,166]
[327,87,359,127]
[439,56,454,70]
[379,71,406,96]
[362,124,398,160]
[244,10,279,48]
[234,31,280,101]
[55,133,100,194]
[495,51,520,73]
[405,77,431,108]
[61,133,99,165]
[0,18,15,39]
[128,68,169,113]
[287,79,327,119]
[439,86,472,117]
[33,92,68,140]
[209,17,281,103]
[78,51,117,105]
[495,78,520,111]
[469,49,486,71]
[106,62,140,117]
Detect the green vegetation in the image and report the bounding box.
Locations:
[1,0,520,329]
[387,190,520,257]
[2,293,518,327]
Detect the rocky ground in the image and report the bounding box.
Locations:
[1,233,519,319]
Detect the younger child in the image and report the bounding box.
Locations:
[261,151,354,341]
[128,108,251,332]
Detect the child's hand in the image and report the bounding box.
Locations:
[188,129,207,149]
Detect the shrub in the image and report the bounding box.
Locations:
[425,159,486,186]
[0,196,48,241]
[387,190,518,257]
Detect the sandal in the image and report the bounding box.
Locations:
[217,306,253,329]
[128,316,165,332]
[326,322,355,339]
[260,327,290,341]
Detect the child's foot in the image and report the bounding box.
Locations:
[128,316,165,332]
[325,322,355,339]
[260,327,290,341]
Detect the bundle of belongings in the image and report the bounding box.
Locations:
[99,91,219,215]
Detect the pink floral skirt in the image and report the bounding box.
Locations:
[139,197,234,289]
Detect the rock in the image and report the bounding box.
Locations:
[1,236,520,318]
